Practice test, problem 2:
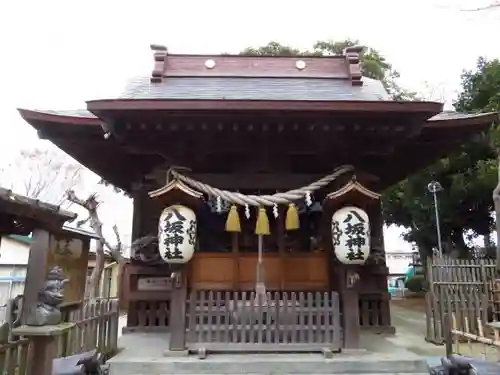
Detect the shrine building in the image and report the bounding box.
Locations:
[18,45,496,354]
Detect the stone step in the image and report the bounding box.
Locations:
[110,332,432,375]
[108,355,430,375]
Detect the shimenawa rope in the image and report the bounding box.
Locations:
[169,165,354,207]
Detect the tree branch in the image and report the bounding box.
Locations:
[67,190,126,298]
[462,1,500,11]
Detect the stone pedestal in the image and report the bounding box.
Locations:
[13,323,75,375]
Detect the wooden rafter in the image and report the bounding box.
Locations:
[325,180,381,202]
[148,179,205,210]
[149,179,204,200]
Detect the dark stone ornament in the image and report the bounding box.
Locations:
[26,266,69,326]
[130,235,165,265]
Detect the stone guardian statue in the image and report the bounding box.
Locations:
[26,266,69,326]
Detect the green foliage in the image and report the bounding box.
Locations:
[383,57,500,258]
[405,275,427,293]
[455,58,500,113]
[240,40,416,100]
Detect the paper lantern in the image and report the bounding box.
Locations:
[158,205,197,264]
[331,206,370,264]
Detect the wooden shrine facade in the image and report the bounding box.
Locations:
[17,44,498,353]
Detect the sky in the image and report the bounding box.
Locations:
[0,0,499,254]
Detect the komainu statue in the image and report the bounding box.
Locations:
[26,266,69,326]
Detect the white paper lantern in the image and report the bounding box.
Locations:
[158,205,197,264]
[331,206,370,264]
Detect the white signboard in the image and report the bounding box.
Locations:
[137,277,172,291]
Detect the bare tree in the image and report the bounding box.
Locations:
[1,147,131,297]
[1,147,83,206]
[418,82,448,103]
[462,0,499,11]
[67,191,126,298]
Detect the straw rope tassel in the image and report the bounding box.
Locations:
[225,205,241,232]
[255,207,270,235]
[285,203,300,230]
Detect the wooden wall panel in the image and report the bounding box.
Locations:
[45,235,89,304]
[284,253,328,290]
[188,252,329,291]
[238,255,281,290]
[190,253,236,289]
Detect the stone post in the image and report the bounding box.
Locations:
[12,323,74,375]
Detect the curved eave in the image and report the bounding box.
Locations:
[17,108,137,192]
[379,112,499,188]
[425,112,499,128]
[86,98,443,115]
[17,108,100,126]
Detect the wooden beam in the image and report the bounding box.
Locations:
[118,121,415,134]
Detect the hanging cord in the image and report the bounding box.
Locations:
[168,165,354,206]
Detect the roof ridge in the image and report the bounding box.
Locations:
[149,44,365,86]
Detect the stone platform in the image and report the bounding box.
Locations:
[108,332,430,375]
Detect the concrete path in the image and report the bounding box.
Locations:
[390,301,498,363]
[389,303,445,364]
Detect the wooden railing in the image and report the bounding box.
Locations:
[128,300,170,331]
[0,323,30,375]
[183,290,342,356]
[449,312,500,361]
[0,297,29,375]
[0,297,119,375]
[58,298,120,358]
[123,264,171,332]
[358,292,391,332]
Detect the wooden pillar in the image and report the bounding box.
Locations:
[370,201,393,331]
[130,188,148,257]
[21,228,50,325]
[168,270,188,352]
[278,207,286,290]
[339,266,361,349]
[232,233,239,289]
[128,187,150,329]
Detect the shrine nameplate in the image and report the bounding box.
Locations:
[137,277,172,291]
[46,235,88,304]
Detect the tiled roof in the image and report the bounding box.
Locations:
[117,76,391,101]
[428,111,498,121]
[40,104,495,125]
[0,187,77,233]
[0,187,76,222]
[33,109,97,118]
